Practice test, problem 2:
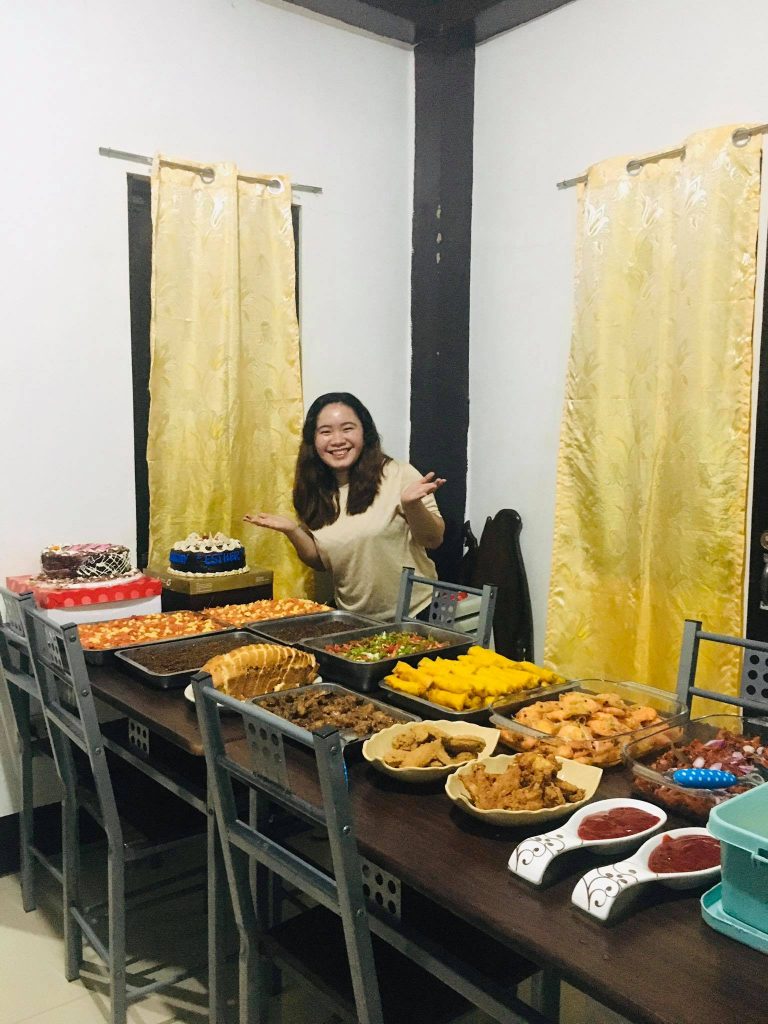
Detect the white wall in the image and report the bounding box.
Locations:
[0,0,413,815]
[470,0,768,660]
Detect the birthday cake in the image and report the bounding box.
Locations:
[169,532,248,577]
[40,544,134,582]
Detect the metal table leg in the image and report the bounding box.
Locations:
[8,685,36,911]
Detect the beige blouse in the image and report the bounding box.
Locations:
[311,461,441,620]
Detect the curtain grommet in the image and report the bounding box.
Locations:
[626,160,643,176]
[268,178,284,195]
[732,128,751,148]
[200,167,215,183]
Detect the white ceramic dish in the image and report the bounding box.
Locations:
[362,720,499,782]
[444,754,603,826]
[571,826,721,922]
[508,798,667,885]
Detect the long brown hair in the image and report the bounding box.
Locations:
[293,393,391,529]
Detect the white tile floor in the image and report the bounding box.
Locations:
[0,854,631,1024]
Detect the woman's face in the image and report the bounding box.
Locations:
[314,403,364,480]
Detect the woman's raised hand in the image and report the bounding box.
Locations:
[400,471,447,507]
[243,512,298,534]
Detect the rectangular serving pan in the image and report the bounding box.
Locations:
[377,680,493,724]
[113,630,265,689]
[249,681,420,754]
[299,621,472,693]
[83,621,235,665]
[248,611,384,647]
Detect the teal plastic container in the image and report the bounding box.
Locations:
[707,783,768,931]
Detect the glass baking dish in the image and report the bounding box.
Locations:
[624,714,768,823]
[490,678,688,768]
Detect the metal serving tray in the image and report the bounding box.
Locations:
[249,611,384,648]
[113,630,266,689]
[377,681,493,724]
[83,622,235,665]
[299,621,473,693]
[249,681,419,753]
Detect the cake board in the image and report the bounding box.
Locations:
[147,568,274,612]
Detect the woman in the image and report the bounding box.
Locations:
[244,392,445,620]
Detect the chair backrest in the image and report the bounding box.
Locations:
[25,606,123,845]
[193,673,385,1024]
[0,586,38,693]
[394,567,496,648]
[676,618,768,715]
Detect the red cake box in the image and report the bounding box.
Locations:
[5,574,163,624]
[31,575,162,609]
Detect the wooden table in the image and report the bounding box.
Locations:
[89,664,762,1024]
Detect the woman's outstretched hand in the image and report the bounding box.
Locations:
[243,512,298,534]
[400,472,446,508]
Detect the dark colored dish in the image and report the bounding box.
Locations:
[114,630,259,689]
[250,682,419,752]
[250,611,383,646]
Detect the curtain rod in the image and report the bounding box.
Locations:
[555,123,768,191]
[99,147,323,194]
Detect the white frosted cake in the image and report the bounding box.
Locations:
[168,532,249,577]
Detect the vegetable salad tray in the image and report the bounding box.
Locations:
[300,622,472,692]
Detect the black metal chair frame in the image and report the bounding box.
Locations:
[194,671,551,1024]
[25,605,205,1024]
[394,566,497,648]
[676,617,768,715]
[0,586,63,910]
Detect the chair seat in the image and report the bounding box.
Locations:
[263,904,471,1024]
[76,755,204,858]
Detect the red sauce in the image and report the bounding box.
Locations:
[577,807,661,841]
[647,835,720,874]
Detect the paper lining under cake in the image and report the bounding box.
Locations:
[169,532,249,577]
[39,544,135,582]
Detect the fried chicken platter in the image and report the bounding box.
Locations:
[363,720,500,782]
[445,752,603,825]
[492,681,686,768]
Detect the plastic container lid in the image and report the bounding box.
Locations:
[708,783,768,853]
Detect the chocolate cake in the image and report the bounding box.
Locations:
[40,544,133,581]
[169,532,248,576]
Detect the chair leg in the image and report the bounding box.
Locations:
[108,844,127,1024]
[61,794,83,981]
[15,690,36,912]
[208,801,230,1024]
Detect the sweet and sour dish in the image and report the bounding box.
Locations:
[459,752,586,811]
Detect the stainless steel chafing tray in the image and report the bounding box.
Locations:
[299,622,472,693]
[249,681,419,751]
[249,610,384,647]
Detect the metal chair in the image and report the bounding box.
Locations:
[676,617,768,714]
[24,605,206,1024]
[195,672,548,1024]
[0,585,63,910]
[394,566,497,648]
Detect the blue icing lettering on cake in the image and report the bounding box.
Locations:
[168,532,248,577]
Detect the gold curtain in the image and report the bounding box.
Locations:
[147,157,312,598]
[545,126,762,701]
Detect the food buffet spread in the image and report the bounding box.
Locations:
[12,563,768,1007]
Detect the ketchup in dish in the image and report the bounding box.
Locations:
[647,834,720,874]
[577,807,660,841]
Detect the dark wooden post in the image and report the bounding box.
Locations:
[409,26,475,582]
